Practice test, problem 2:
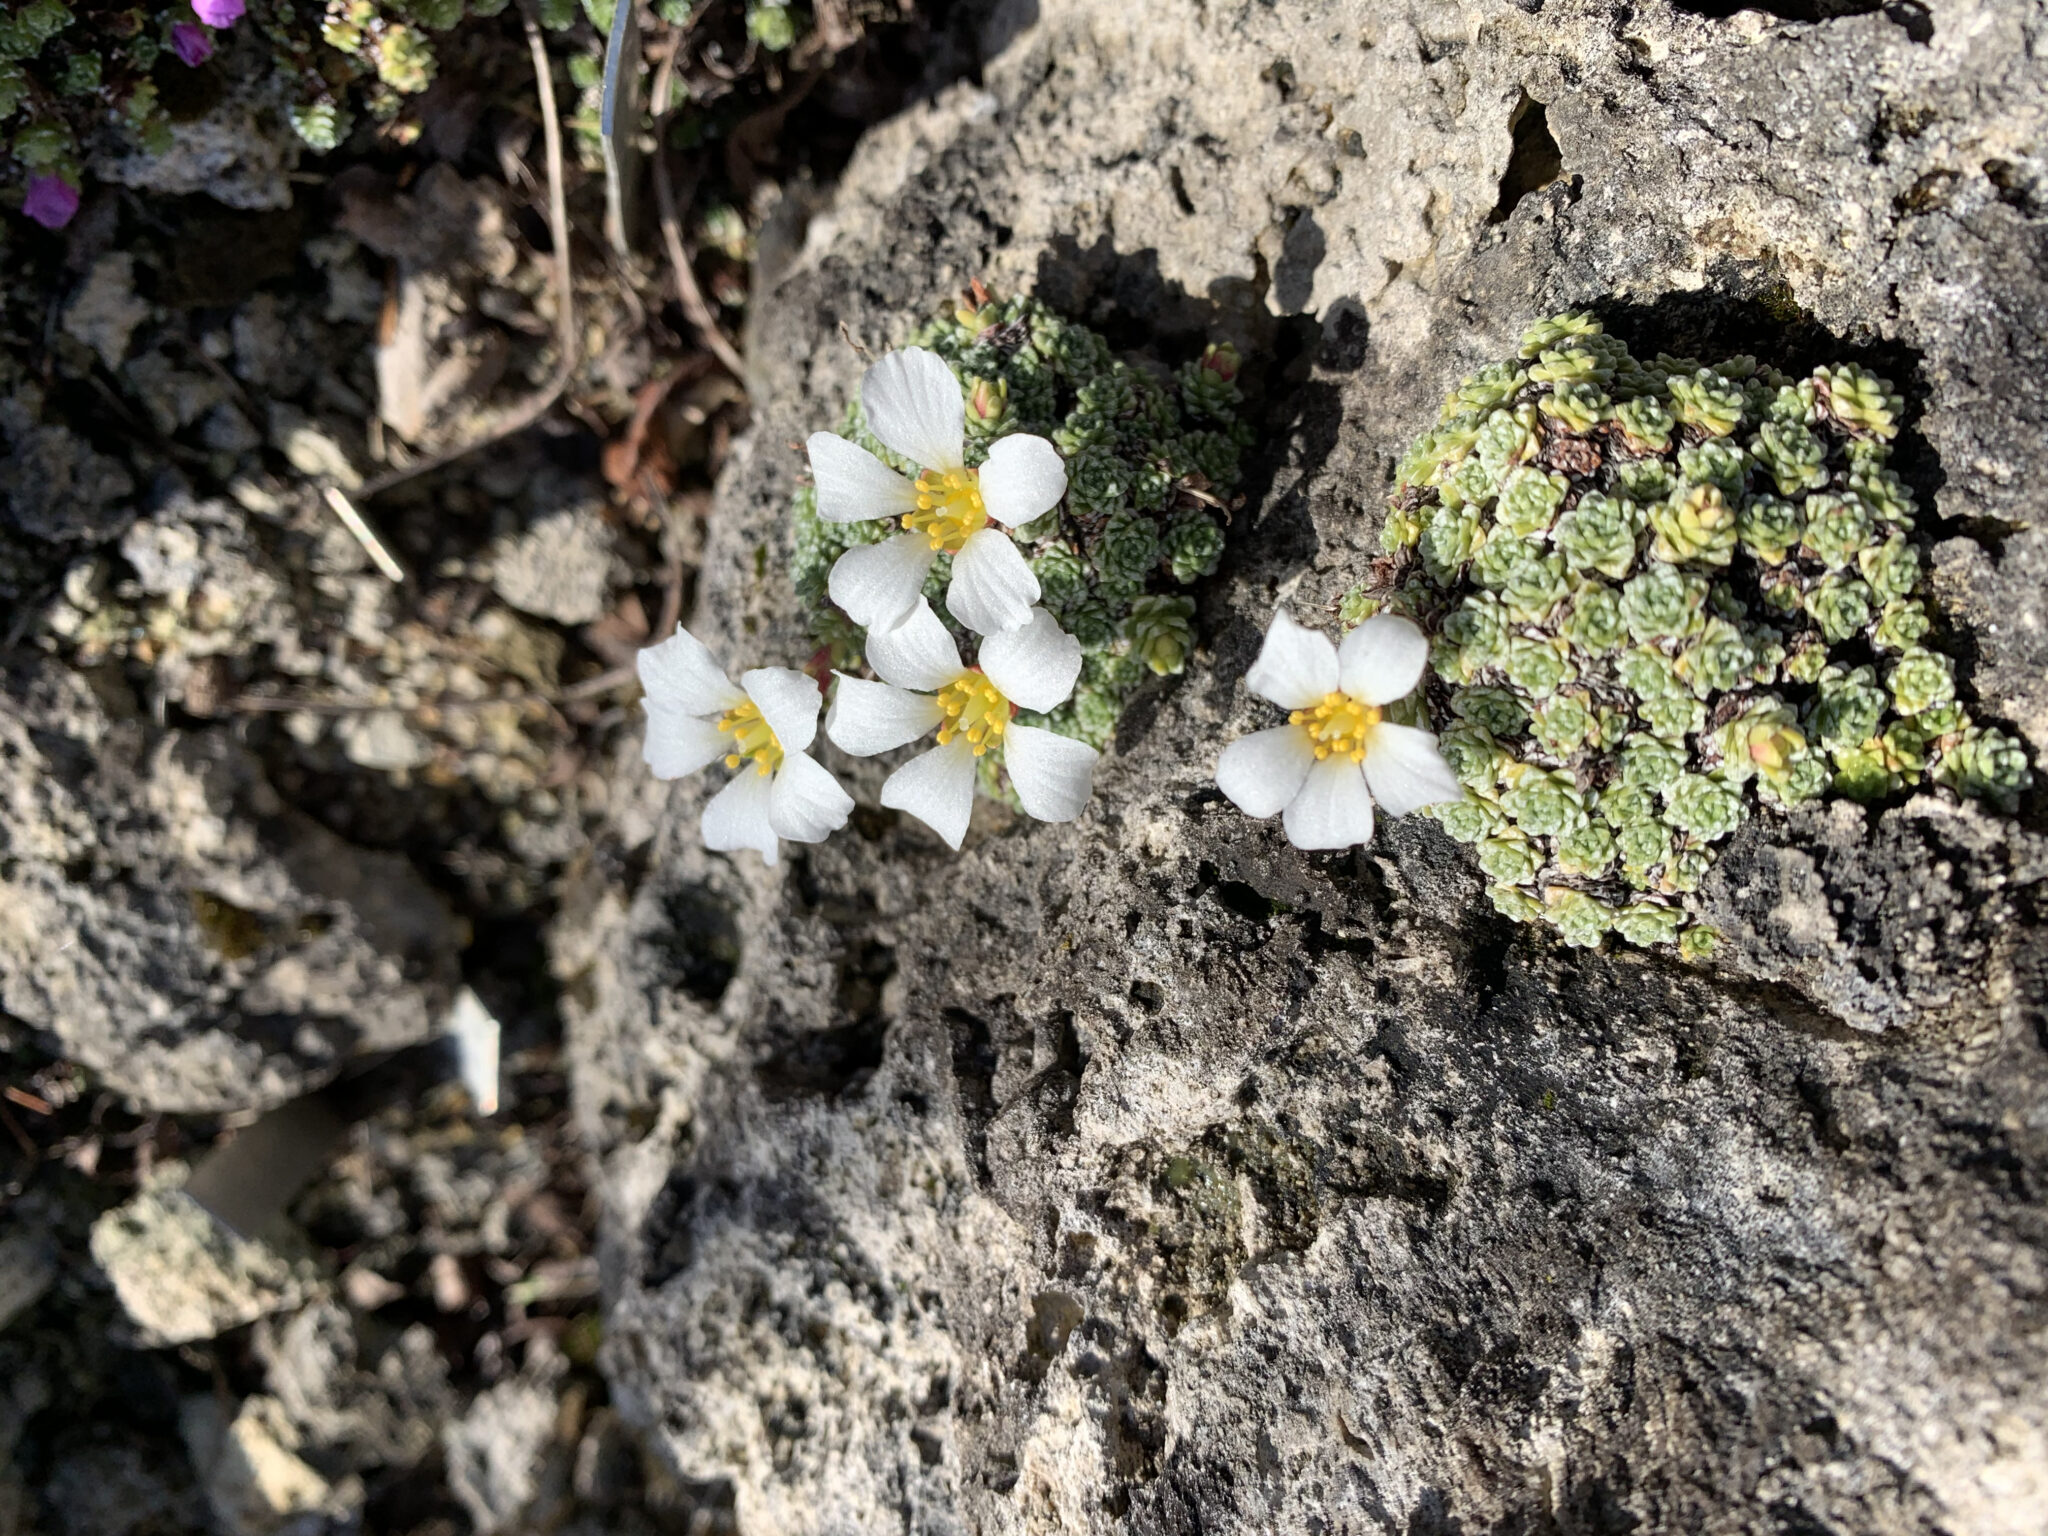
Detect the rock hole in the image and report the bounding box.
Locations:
[1671,0,1875,17]
[1487,92,1565,226]
[754,940,893,1100]
[651,885,740,1004]
[1271,207,1327,314]
[1676,0,1932,35]
[753,1017,888,1100]
[638,1169,698,1288]
[1319,298,1372,373]
[1894,168,1958,216]
[1884,0,1934,42]
[946,1006,999,1183]
[1194,863,1292,925]
[1984,160,2045,217]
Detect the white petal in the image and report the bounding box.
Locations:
[807,432,920,524]
[642,702,730,781]
[1245,610,1340,710]
[637,626,744,717]
[880,735,978,851]
[1362,722,1464,816]
[701,766,780,866]
[978,434,1067,528]
[1282,755,1377,851]
[861,347,964,471]
[978,607,1081,713]
[1339,614,1431,707]
[863,598,965,692]
[1214,725,1316,818]
[829,533,936,633]
[826,675,946,756]
[741,667,822,756]
[768,751,854,844]
[1002,724,1098,824]
[945,528,1041,636]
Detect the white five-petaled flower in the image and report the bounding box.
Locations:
[1216,610,1462,851]
[637,626,854,867]
[825,599,1099,850]
[808,347,1068,637]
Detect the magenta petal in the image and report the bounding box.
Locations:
[191,0,244,28]
[171,22,214,66]
[22,176,79,231]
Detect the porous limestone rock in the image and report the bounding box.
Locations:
[562,1,2048,1532]
[0,648,461,1114]
[89,1186,314,1348]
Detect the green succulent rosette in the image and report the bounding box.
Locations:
[1385,312,2032,952]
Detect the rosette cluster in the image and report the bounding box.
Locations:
[1374,311,2032,952]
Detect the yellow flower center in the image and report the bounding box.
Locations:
[933,670,1012,757]
[1289,691,1382,763]
[902,467,988,554]
[717,700,783,776]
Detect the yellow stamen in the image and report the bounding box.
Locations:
[716,699,783,777]
[1288,690,1382,764]
[933,670,1012,758]
[902,467,988,554]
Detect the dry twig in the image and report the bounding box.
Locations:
[321,486,407,582]
[651,43,748,381]
[355,11,579,501]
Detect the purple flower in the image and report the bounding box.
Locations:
[22,175,80,231]
[191,0,244,28]
[171,21,214,65]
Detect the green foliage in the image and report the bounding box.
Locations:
[792,290,1245,752]
[1385,312,2030,950]
[289,101,354,153]
[1126,595,1196,677]
[745,1,797,48]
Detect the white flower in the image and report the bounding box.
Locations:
[1215,610,1462,850]
[825,599,1099,850]
[637,626,854,867]
[807,347,1068,637]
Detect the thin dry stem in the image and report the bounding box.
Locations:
[651,44,748,381]
[356,11,578,501]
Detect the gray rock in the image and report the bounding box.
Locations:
[338,710,432,774]
[490,507,619,627]
[253,1302,453,1473]
[0,646,461,1114]
[182,1394,358,1536]
[89,33,299,211]
[89,1186,314,1347]
[564,1,2048,1532]
[443,1371,570,1535]
[61,255,153,373]
[0,385,136,597]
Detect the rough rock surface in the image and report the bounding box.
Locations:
[0,645,461,1114]
[88,1186,316,1347]
[88,31,302,212]
[561,1,2048,1532]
